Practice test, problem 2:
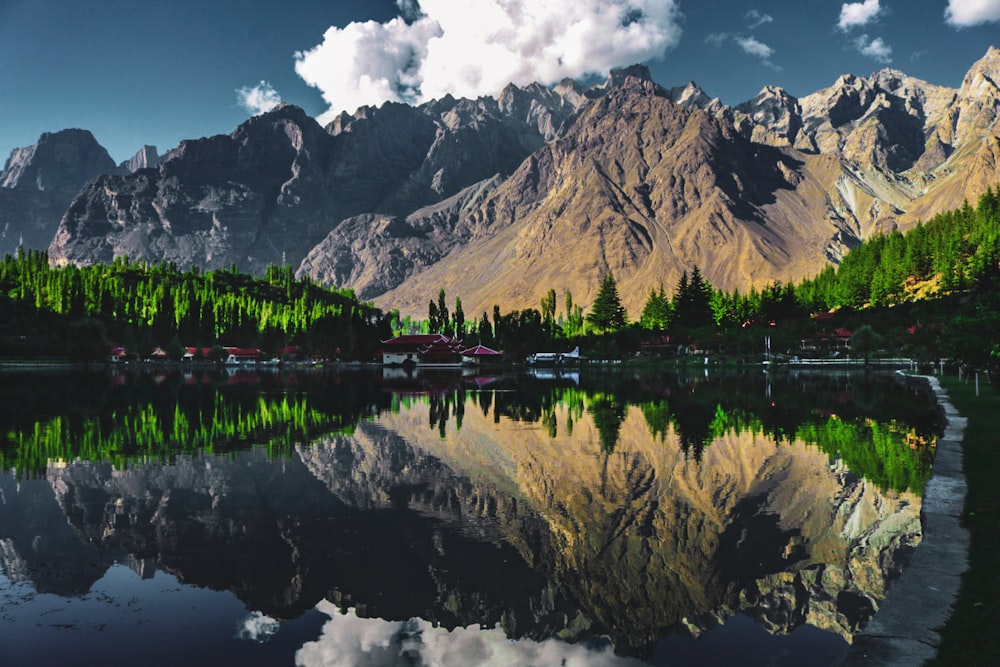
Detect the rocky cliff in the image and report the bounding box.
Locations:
[0,129,117,256]
[22,396,920,654]
[22,47,1000,316]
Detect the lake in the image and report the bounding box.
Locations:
[0,366,938,666]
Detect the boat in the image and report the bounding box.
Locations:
[527,346,581,365]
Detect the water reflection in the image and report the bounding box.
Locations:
[298,602,646,667]
[0,368,938,664]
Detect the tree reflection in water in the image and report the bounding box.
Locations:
[0,368,939,665]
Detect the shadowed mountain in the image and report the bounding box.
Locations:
[18,47,999,317]
[0,129,117,256]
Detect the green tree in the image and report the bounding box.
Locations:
[639,284,670,331]
[437,289,449,334]
[66,317,110,363]
[453,297,465,338]
[851,324,883,366]
[540,288,557,333]
[165,334,186,361]
[587,273,627,332]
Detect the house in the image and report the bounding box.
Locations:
[378,334,464,367]
[182,347,214,362]
[640,335,691,357]
[108,346,129,363]
[224,347,263,365]
[460,344,502,365]
[801,327,853,352]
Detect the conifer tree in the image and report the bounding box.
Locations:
[587,273,627,332]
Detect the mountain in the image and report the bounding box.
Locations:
[14,397,920,651]
[118,144,162,173]
[0,129,117,257]
[34,46,1000,317]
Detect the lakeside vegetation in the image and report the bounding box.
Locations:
[393,189,1000,377]
[1,189,998,374]
[0,254,390,361]
[0,369,935,496]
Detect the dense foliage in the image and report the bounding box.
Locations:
[458,187,1000,368]
[0,370,391,477]
[1,370,936,494]
[0,251,390,360]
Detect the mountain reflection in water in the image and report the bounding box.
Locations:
[0,369,938,665]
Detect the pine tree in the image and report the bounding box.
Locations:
[639,284,670,331]
[587,273,627,332]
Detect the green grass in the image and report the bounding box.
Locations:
[928,375,1000,666]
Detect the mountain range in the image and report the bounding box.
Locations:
[2,46,998,318]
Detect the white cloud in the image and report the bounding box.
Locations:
[854,34,893,63]
[237,81,282,115]
[705,32,729,47]
[945,0,1000,25]
[736,36,781,70]
[294,0,683,124]
[837,0,882,30]
[735,36,773,60]
[295,603,648,667]
[745,10,773,29]
[236,611,280,642]
[707,33,780,70]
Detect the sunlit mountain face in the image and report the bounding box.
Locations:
[0,368,937,665]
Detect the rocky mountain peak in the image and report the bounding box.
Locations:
[960,45,1000,100]
[605,64,653,88]
[119,145,161,173]
[869,68,909,89]
[0,129,115,194]
[0,129,117,256]
[668,81,717,110]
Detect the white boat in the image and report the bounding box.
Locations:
[528,346,581,365]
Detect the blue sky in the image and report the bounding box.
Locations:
[1,0,998,164]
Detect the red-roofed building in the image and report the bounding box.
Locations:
[183,347,214,361]
[379,334,465,367]
[224,347,262,365]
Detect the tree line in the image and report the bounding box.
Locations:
[0,251,391,361]
[422,187,1000,368]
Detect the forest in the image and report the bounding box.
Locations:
[0,188,998,367]
[0,254,391,361]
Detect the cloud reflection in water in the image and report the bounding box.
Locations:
[237,610,281,642]
[296,601,645,667]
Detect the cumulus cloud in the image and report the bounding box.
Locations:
[295,603,647,667]
[945,0,1000,25]
[837,0,883,30]
[745,9,773,29]
[854,34,893,63]
[237,81,282,115]
[735,36,773,60]
[294,0,683,124]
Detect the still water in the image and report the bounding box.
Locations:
[0,367,938,666]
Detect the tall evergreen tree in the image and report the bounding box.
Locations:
[639,284,670,331]
[587,273,627,332]
[453,297,465,338]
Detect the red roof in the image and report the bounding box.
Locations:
[225,347,262,357]
[381,334,454,346]
[461,344,501,356]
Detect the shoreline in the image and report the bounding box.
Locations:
[839,373,970,666]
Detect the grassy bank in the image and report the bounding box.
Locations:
[928,375,1000,666]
